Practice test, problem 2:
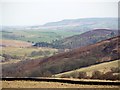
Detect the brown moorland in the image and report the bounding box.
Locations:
[2,36,120,77]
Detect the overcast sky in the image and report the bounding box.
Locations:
[1,0,118,26]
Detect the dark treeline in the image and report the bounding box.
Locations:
[33,42,53,47]
[32,30,118,49]
[33,41,66,49]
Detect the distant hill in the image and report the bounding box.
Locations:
[2,18,118,44]
[53,29,118,49]
[42,18,118,32]
[2,36,120,77]
[2,18,118,33]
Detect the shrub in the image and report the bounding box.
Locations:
[2,54,11,62]
[42,70,52,77]
[111,67,120,73]
[60,74,70,78]
[101,71,119,80]
[78,72,87,79]
[69,71,79,78]
[30,51,39,57]
[91,71,103,79]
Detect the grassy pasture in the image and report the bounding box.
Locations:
[0,46,58,65]
[1,46,58,58]
[1,30,82,43]
[54,60,119,78]
[0,39,32,47]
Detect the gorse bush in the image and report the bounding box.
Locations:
[91,71,103,79]
[91,70,119,80]
[78,72,88,79]
[30,50,51,57]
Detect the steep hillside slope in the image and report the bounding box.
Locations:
[2,36,120,77]
[53,29,118,49]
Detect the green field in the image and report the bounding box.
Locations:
[1,47,57,56]
[0,46,58,64]
[1,30,82,43]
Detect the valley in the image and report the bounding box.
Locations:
[2,36,120,78]
[1,18,119,88]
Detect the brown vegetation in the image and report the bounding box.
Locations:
[54,29,118,49]
[2,36,120,78]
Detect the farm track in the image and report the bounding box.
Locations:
[1,77,120,86]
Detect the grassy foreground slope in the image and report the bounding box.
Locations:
[54,60,119,78]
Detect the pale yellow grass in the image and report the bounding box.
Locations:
[55,60,119,77]
[0,39,32,47]
[0,46,57,64]
[2,80,118,88]
[1,47,57,56]
[0,59,21,65]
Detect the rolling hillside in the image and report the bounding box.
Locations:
[54,60,119,78]
[1,18,118,44]
[2,36,120,77]
[1,29,81,43]
[53,29,118,49]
